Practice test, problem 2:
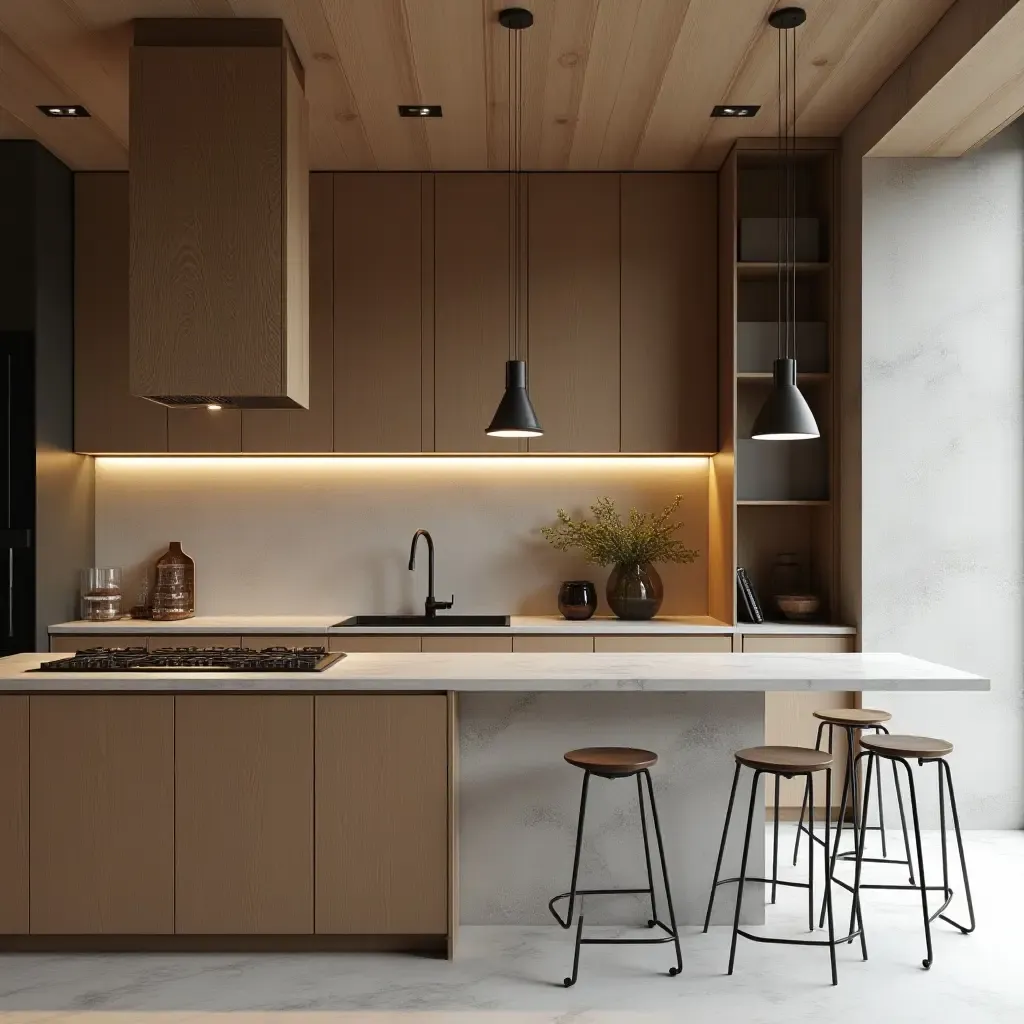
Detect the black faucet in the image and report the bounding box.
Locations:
[408,529,454,618]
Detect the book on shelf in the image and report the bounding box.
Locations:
[736,567,764,624]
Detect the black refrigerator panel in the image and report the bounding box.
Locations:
[0,332,35,655]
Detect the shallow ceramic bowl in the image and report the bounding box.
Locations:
[776,594,820,620]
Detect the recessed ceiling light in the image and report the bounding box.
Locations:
[711,104,760,118]
[398,105,441,118]
[38,104,90,118]
[206,404,222,411]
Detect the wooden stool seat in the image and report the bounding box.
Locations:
[860,734,953,760]
[735,745,833,774]
[564,746,658,776]
[813,707,892,727]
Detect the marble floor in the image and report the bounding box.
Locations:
[0,828,1020,1024]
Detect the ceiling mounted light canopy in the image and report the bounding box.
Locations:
[486,7,543,440]
[752,6,819,442]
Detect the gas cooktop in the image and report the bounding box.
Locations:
[36,646,345,673]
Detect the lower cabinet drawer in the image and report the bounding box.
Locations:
[148,635,242,650]
[49,635,141,653]
[421,636,513,653]
[328,636,422,653]
[594,635,733,653]
[512,635,594,653]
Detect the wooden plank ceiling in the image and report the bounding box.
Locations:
[0,0,956,171]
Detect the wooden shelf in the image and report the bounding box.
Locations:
[737,262,830,278]
[737,499,831,507]
[737,372,830,381]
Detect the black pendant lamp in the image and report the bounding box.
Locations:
[486,7,543,439]
[751,7,819,442]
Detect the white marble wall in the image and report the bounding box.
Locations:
[861,123,1024,827]
[459,692,766,925]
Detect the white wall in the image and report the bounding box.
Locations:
[862,123,1024,827]
[94,457,710,618]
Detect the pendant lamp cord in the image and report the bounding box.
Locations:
[506,22,526,366]
[789,25,797,364]
[776,27,783,363]
[776,21,799,362]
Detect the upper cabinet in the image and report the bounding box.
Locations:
[621,174,718,454]
[527,174,621,453]
[334,174,426,453]
[434,173,518,454]
[75,172,718,456]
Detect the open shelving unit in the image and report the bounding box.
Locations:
[716,140,840,626]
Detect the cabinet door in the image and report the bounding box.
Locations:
[334,173,424,452]
[316,695,448,934]
[594,636,733,653]
[744,635,855,809]
[167,406,242,453]
[434,173,518,453]
[421,636,513,653]
[49,634,142,653]
[0,697,28,933]
[74,173,167,454]
[243,173,334,452]
[30,696,174,934]
[328,636,422,653]
[175,695,313,933]
[621,174,717,453]
[527,174,620,452]
[512,635,594,653]
[147,635,242,650]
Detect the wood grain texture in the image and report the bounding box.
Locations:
[328,636,422,653]
[167,408,242,453]
[594,636,733,653]
[74,173,167,454]
[333,173,422,451]
[129,43,305,404]
[527,173,620,452]
[30,696,174,934]
[433,172,518,453]
[315,695,448,934]
[420,636,514,654]
[0,697,28,933]
[446,690,458,960]
[48,635,141,653]
[244,173,333,451]
[512,635,595,653]
[745,635,854,808]
[175,695,313,934]
[620,173,717,453]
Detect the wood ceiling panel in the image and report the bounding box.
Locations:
[0,0,963,170]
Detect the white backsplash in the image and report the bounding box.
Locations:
[95,457,711,618]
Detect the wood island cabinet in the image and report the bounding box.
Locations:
[0,697,28,934]
[29,696,174,934]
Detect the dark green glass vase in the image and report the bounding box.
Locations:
[606,562,663,620]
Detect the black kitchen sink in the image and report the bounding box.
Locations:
[332,614,510,628]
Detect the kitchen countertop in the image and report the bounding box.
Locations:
[48,614,858,636]
[0,651,984,693]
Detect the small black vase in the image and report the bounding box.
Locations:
[558,580,598,621]
[606,562,663,620]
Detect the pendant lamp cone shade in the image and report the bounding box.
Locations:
[751,358,819,440]
[486,359,543,437]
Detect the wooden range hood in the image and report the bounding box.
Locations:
[129,19,309,409]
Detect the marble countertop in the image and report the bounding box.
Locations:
[1,651,986,693]
[48,614,858,636]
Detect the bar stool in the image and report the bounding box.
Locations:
[794,709,915,885]
[833,733,976,970]
[703,745,866,986]
[548,746,683,987]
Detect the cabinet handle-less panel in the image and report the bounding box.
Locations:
[594,636,733,653]
[175,696,313,934]
[334,174,423,452]
[434,173,518,453]
[328,636,422,653]
[512,635,595,653]
[30,696,174,934]
[147,635,242,651]
[74,174,167,454]
[744,635,854,809]
[316,696,448,934]
[421,636,513,654]
[49,635,141,653]
[527,174,620,452]
[0,697,28,933]
[621,174,718,453]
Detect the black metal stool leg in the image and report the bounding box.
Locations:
[642,769,683,976]
[637,771,659,927]
[899,756,934,970]
[850,752,870,961]
[728,768,761,976]
[794,721,827,864]
[807,772,815,932]
[874,729,888,858]
[563,771,590,928]
[939,758,976,935]
[565,912,584,987]
[771,775,780,904]
[822,769,838,986]
[892,754,916,885]
[703,761,741,932]
[848,751,874,945]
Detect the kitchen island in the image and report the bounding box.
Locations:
[0,651,987,955]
